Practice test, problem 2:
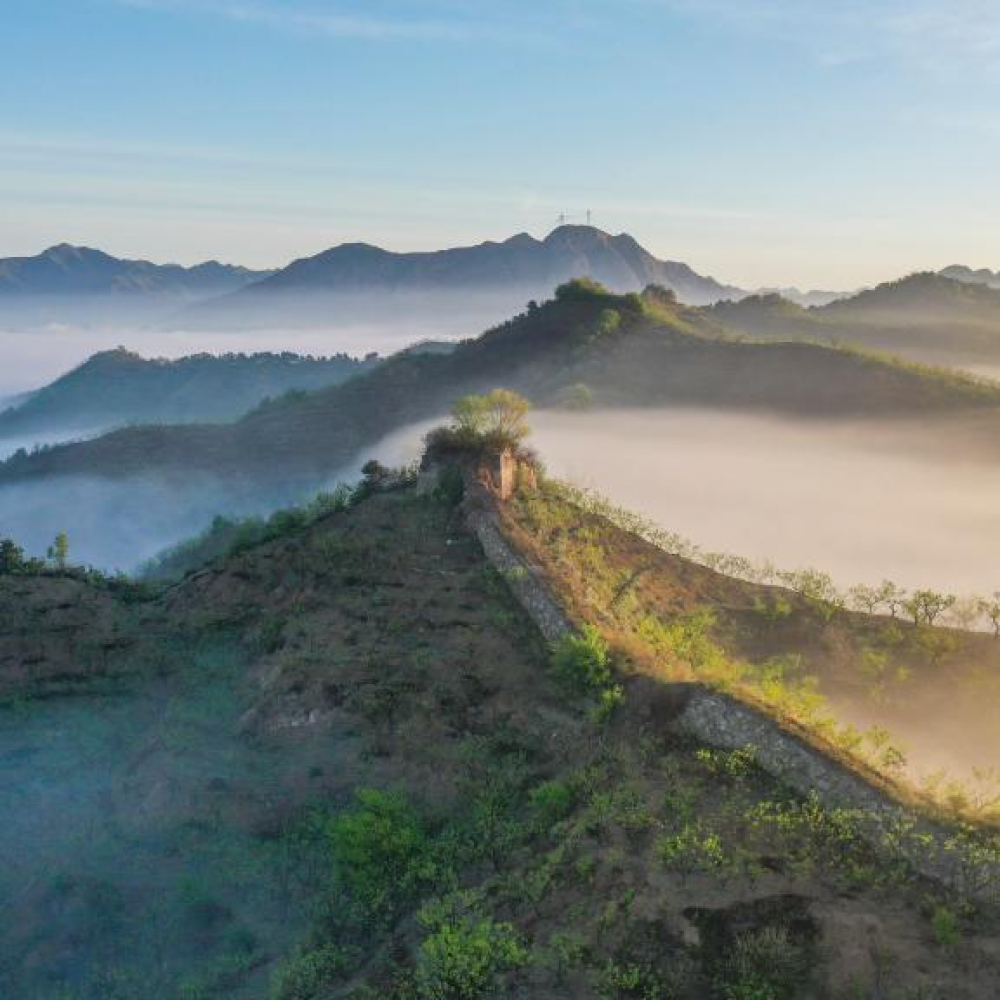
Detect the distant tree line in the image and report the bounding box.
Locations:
[550,480,1000,638]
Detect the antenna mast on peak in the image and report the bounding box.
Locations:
[554,210,596,228]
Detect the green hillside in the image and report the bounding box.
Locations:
[1,448,998,999]
[711,274,1000,364]
[0,348,376,442]
[4,281,1000,486]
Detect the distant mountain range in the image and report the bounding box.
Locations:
[711,271,1000,366]
[0,244,271,299]
[0,348,377,443]
[261,225,741,301]
[175,225,747,330]
[3,230,998,352]
[0,245,273,328]
[0,227,754,332]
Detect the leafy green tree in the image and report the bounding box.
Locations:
[451,389,531,448]
[48,531,70,570]
[904,589,956,626]
[554,277,609,300]
[876,580,907,618]
[416,893,527,1000]
[847,583,882,615]
[977,593,1000,638]
[326,789,438,925]
[0,538,26,575]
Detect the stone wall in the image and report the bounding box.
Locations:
[460,471,997,901]
[673,686,991,896]
[462,474,572,645]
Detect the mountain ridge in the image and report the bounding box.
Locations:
[0,346,376,442]
[0,243,273,299]
[5,281,999,488]
[174,225,748,330]
[710,271,1000,364]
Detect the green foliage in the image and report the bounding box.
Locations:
[941,825,1000,904]
[0,536,30,574]
[446,388,532,451]
[143,485,355,579]
[529,779,577,831]
[538,929,587,982]
[590,308,622,341]
[596,959,673,1000]
[657,822,727,877]
[696,746,758,783]
[712,927,811,1000]
[904,590,956,626]
[639,609,727,678]
[551,625,612,696]
[744,794,875,883]
[327,789,438,925]
[415,893,527,1000]
[591,683,625,723]
[555,277,610,301]
[930,906,961,950]
[752,594,792,625]
[270,944,357,1000]
[47,530,70,569]
[435,465,466,507]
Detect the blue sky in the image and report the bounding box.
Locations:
[3,0,1000,287]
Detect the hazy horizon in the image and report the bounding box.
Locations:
[5,1,1000,289]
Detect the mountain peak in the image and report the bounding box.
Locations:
[544,224,615,244]
[42,243,110,261]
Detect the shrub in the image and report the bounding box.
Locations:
[657,822,726,878]
[931,906,961,950]
[551,625,612,696]
[327,789,438,925]
[596,960,670,1000]
[695,746,757,783]
[712,926,810,1000]
[0,537,43,575]
[270,944,357,1000]
[530,779,577,831]
[416,894,527,1000]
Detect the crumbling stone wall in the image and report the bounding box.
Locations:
[459,468,997,900]
[674,686,992,896]
[462,473,572,644]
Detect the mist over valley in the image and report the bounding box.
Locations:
[6,1,1000,989]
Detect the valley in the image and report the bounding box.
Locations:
[9,2,1000,995]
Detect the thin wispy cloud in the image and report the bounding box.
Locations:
[113,0,507,42]
[649,0,1000,75]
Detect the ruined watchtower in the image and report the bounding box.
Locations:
[478,447,518,501]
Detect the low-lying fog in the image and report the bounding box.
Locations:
[1,409,997,603]
[964,362,1000,384]
[530,410,1000,598]
[0,423,430,572]
[0,322,458,397]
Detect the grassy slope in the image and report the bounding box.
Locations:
[2,483,999,998]
[502,483,1000,814]
[4,285,1000,485]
